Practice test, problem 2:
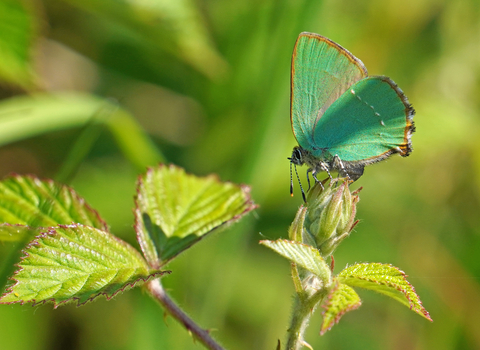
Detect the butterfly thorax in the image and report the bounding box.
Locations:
[290,146,331,172]
[290,146,365,181]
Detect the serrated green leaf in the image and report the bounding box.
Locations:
[0,175,107,241]
[135,164,256,267]
[0,0,36,88]
[320,282,361,335]
[0,224,167,307]
[338,263,432,321]
[260,239,331,283]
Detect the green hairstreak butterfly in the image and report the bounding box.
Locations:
[289,32,415,200]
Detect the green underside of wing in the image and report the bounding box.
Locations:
[310,76,410,162]
[292,34,366,149]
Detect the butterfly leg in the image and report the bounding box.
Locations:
[333,155,364,181]
[319,162,333,180]
[311,171,324,190]
[333,155,351,180]
[306,168,312,191]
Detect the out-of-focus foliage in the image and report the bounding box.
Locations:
[0,0,36,88]
[0,0,479,349]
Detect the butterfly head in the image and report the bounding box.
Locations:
[288,146,308,201]
[289,146,306,166]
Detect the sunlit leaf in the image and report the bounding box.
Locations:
[260,239,331,283]
[338,263,432,321]
[0,175,108,241]
[0,0,36,88]
[135,164,256,267]
[320,282,361,335]
[0,224,167,307]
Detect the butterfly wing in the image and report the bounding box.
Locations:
[291,32,368,152]
[310,76,415,164]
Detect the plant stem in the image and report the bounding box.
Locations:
[285,289,328,350]
[146,278,225,350]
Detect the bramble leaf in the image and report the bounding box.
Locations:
[260,239,331,283]
[0,175,108,241]
[320,282,361,335]
[0,224,167,307]
[135,164,256,267]
[338,263,432,321]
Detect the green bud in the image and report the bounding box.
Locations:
[288,205,318,247]
[304,179,360,258]
[288,205,307,242]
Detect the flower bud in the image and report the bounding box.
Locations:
[304,179,360,258]
[288,205,307,242]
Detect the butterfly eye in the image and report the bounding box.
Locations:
[290,148,303,165]
[294,148,302,160]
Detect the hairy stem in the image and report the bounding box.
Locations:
[146,278,225,350]
[285,288,329,350]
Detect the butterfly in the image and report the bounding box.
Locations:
[288,32,415,201]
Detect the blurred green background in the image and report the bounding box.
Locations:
[1,0,480,349]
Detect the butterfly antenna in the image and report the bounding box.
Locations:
[289,161,294,197]
[293,163,307,203]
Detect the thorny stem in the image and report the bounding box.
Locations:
[146,278,225,350]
